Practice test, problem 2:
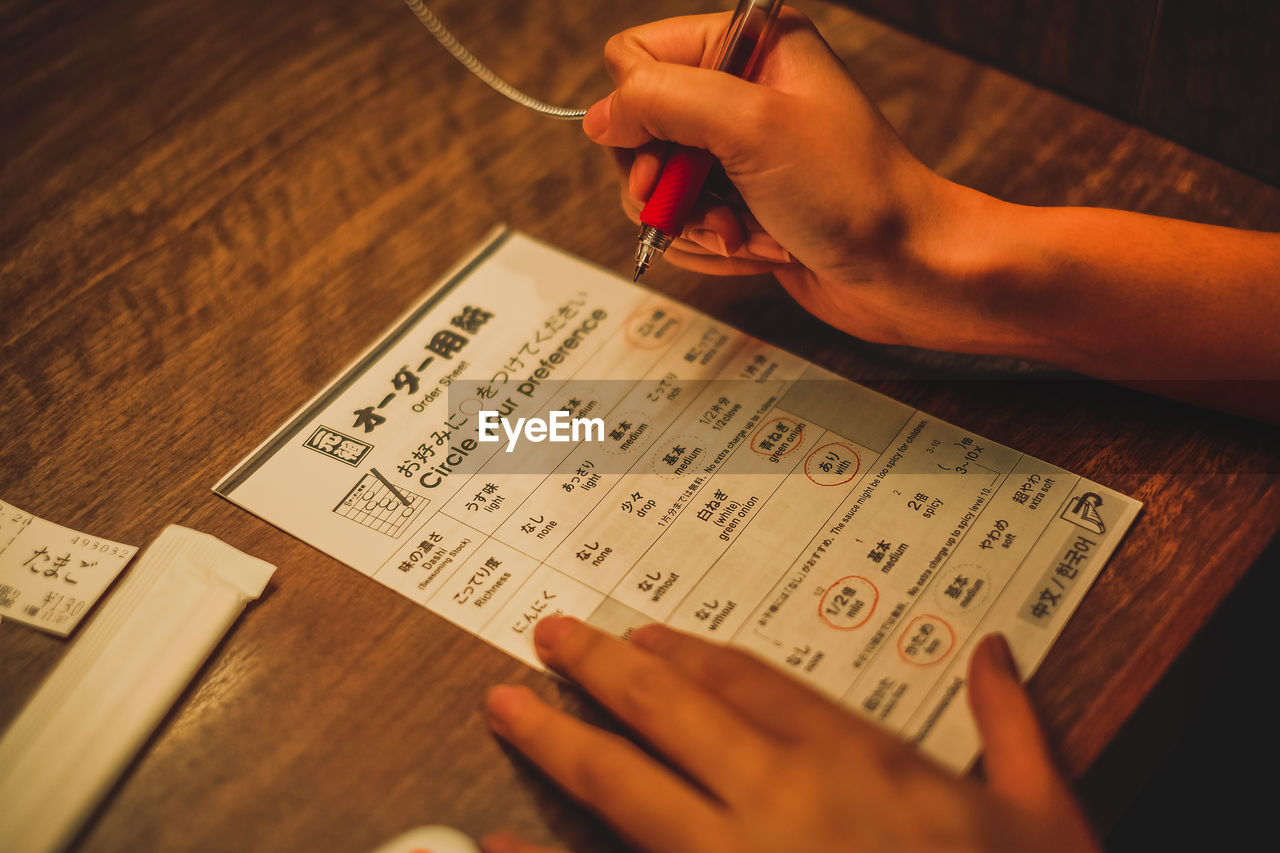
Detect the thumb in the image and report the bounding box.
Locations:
[967,634,1070,813]
[582,61,781,171]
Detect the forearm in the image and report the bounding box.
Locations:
[935,183,1280,420]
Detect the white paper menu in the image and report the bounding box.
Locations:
[216,228,1140,771]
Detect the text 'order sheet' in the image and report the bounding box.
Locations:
[216,228,1140,771]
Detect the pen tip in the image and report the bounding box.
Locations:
[632,267,642,282]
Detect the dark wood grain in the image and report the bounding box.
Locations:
[840,0,1280,184]
[2,1,1278,851]
[1139,0,1280,188]
[844,0,1158,116]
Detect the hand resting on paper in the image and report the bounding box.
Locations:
[479,616,1100,853]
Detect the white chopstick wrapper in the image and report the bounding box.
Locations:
[0,525,276,853]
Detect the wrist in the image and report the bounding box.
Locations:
[907,177,1060,363]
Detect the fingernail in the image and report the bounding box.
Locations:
[533,615,577,658]
[978,633,1019,679]
[582,93,613,140]
[688,229,732,257]
[485,685,526,734]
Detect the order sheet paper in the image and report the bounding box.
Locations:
[216,228,1140,771]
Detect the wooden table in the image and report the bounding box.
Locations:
[3,1,1277,850]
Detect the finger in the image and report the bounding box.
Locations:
[741,231,792,263]
[680,233,791,266]
[733,207,794,263]
[603,13,731,83]
[608,145,635,185]
[628,623,856,743]
[532,616,779,803]
[680,200,792,262]
[660,244,789,277]
[686,201,745,254]
[486,684,728,852]
[479,831,566,853]
[617,191,784,267]
[626,141,667,206]
[583,63,784,169]
[616,190,737,259]
[968,634,1070,811]
[602,9,824,90]
[685,227,730,256]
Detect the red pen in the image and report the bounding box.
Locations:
[632,0,783,281]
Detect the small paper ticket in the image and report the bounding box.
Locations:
[0,500,137,636]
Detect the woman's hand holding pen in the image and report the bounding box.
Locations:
[583,9,1280,421]
[580,10,1036,360]
[479,617,1100,853]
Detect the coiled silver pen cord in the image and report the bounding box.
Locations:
[403,0,589,120]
